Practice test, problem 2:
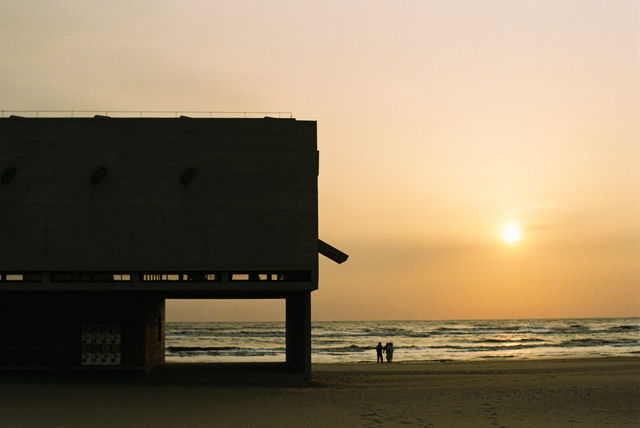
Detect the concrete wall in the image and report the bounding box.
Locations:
[0,118,318,277]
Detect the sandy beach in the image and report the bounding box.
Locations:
[0,357,638,427]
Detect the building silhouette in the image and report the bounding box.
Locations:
[0,115,347,377]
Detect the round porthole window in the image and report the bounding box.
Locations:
[91,167,107,185]
[1,167,16,185]
[180,167,197,186]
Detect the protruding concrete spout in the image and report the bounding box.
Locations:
[318,239,349,264]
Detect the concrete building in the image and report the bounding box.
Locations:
[0,116,347,377]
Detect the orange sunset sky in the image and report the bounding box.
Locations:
[1,1,638,321]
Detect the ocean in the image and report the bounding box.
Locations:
[165,318,640,364]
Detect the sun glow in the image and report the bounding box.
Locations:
[501,223,521,244]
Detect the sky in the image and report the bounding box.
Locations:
[1,1,638,321]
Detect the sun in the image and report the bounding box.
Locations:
[501,223,521,244]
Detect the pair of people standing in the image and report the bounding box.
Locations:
[376,342,394,363]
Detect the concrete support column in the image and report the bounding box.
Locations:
[285,291,311,378]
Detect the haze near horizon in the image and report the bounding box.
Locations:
[1,1,638,321]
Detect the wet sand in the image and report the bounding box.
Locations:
[0,357,638,427]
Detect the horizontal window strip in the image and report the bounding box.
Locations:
[50,272,132,282]
[0,271,312,283]
[0,273,42,282]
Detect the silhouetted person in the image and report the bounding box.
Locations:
[385,342,394,363]
[376,342,384,363]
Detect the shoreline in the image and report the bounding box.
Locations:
[0,357,638,427]
[312,355,640,367]
[164,353,640,366]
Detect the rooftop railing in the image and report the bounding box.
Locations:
[1,110,294,119]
